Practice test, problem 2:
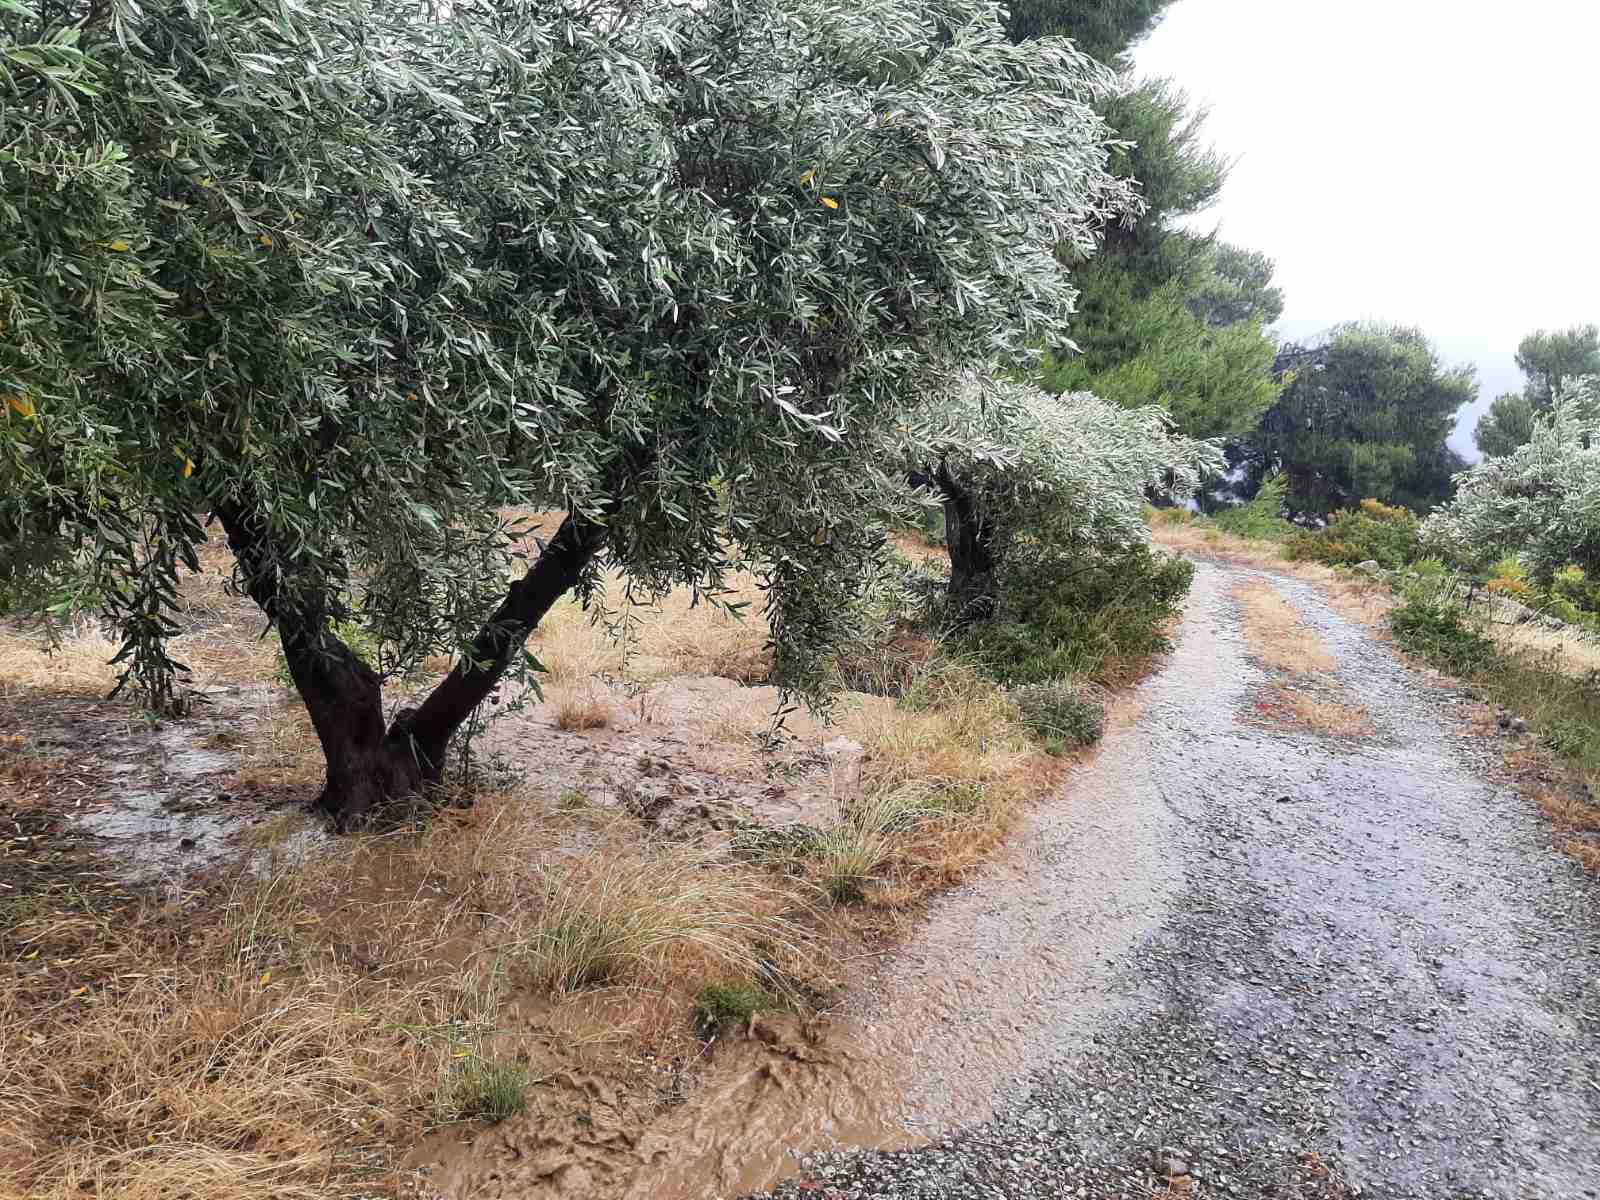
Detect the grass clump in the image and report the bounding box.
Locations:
[517,844,796,993]
[1009,681,1104,750]
[693,982,778,1035]
[437,1055,532,1122]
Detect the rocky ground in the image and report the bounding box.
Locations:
[747,557,1600,1200]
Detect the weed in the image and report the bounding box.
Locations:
[1009,681,1104,748]
[437,1055,532,1122]
[516,844,797,993]
[693,982,778,1035]
[552,685,612,731]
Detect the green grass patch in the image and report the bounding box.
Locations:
[437,1055,532,1122]
[694,982,779,1035]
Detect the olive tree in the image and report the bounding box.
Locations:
[1423,376,1600,582]
[2,0,1131,823]
[906,377,1222,614]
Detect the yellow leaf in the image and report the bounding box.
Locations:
[259,233,274,249]
[820,196,839,210]
[6,393,35,420]
[71,986,89,996]
[799,168,815,185]
[107,239,130,252]
[452,1049,471,1059]
[23,949,38,960]
[259,971,272,986]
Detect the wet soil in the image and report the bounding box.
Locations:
[422,554,1600,1200]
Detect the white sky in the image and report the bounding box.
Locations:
[1133,0,1600,459]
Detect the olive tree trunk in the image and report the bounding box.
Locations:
[912,461,996,622]
[218,504,605,827]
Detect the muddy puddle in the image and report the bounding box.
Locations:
[409,567,1251,1199]
[15,683,321,882]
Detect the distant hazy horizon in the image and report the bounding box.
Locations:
[1133,0,1600,464]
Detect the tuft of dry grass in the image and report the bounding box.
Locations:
[514,840,803,993]
[551,683,613,732]
[1255,682,1372,739]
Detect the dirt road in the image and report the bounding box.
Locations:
[671,556,1600,1199]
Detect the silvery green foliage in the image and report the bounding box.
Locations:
[906,375,1224,556]
[1,0,1129,705]
[1422,376,1600,580]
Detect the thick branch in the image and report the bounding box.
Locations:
[403,510,608,769]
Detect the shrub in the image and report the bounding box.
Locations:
[1010,682,1105,749]
[1551,565,1600,614]
[961,544,1195,684]
[1214,473,1296,542]
[1390,601,1495,674]
[1285,498,1421,569]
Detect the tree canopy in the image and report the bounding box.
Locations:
[1473,392,1537,459]
[2,0,1131,821]
[1425,376,1600,581]
[1030,79,1282,442]
[1471,324,1598,456]
[1256,324,1475,516]
[1000,0,1174,62]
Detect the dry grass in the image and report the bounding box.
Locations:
[0,791,814,1199]
[1232,580,1338,674]
[1252,682,1372,739]
[834,660,1065,892]
[514,841,802,993]
[0,623,123,695]
[551,683,613,731]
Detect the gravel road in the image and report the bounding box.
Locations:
[752,557,1600,1200]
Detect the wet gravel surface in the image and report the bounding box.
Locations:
[753,560,1600,1200]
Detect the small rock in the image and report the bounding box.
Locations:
[1355,559,1381,574]
[178,836,197,850]
[1511,717,1528,734]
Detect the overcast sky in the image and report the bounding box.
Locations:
[1132,0,1600,460]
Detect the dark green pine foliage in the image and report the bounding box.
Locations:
[1260,324,1476,516]
[1472,325,1597,457]
[1000,0,1171,61]
[1034,80,1284,439]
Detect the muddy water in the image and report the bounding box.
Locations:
[421,567,1247,1198]
[627,567,1240,1197]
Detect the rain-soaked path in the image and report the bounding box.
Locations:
[435,557,1600,1199]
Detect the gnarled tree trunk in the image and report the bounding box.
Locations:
[218,504,605,828]
[912,460,995,622]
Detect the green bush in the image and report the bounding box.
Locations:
[1214,473,1296,542]
[1009,682,1105,749]
[961,544,1194,685]
[1285,498,1421,569]
[1390,600,1495,674]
